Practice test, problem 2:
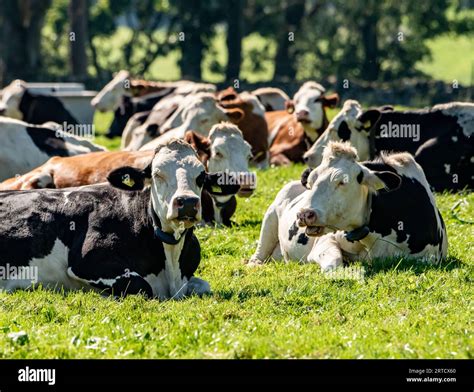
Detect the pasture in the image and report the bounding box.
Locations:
[0,111,472,359]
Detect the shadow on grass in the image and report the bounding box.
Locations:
[361,255,463,278]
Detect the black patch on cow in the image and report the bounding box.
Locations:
[146,123,160,137]
[297,233,308,245]
[19,89,78,125]
[200,191,237,227]
[26,126,70,157]
[108,91,175,137]
[363,161,444,254]
[301,167,312,188]
[371,108,472,191]
[0,185,202,298]
[356,170,364,184]
[337,121,351,141]
[288,221,299,241]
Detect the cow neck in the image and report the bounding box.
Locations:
[304,112,329,147]
[148,200,189,245]
[344,192,372,243]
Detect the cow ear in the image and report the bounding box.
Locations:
[322,93,339,108]
[360,169,401,193]
[225,108,245,124]
[285,100,295,114]
[300,167,313,189]
[203,173,241,195]
[184,131,211,156]
[107,165,151,191]
[357,109,381,131]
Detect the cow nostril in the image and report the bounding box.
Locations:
[306,211,316,220]
[176,197,185,208]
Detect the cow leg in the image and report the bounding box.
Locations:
[248,204,280,265]
[186,277,211,296]
[307,233,344,271]
[67,263,153,298]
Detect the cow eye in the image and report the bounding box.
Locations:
[337,180,346,187]
[196,171,205,188]
[214,151,223,158]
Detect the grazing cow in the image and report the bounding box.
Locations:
[216,87,269,167]
[0,117,105,181]
[1,124,255,228]
[0,80,79,125]
[249,141,447,271]
[134,93,244,151]
[303,100,474,191]
[91,70,216,112]
[0,139,239,298]
[251,87,290,111]
[265,81,339,165]
[184,123,255,226]
[106,91,172,138]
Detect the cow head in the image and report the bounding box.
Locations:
[289,82,339,133]
[91,70,130,112]
[107,139,240,236]
[303,100,381,168]
[161,93,243,135]
[192,123,255,197]
[207,123,255,197]
[0,79,26,119]
[297,141,401,236]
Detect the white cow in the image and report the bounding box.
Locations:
[249,141,447,271]
[0,117,105,181]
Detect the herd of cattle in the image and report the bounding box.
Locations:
[0,71,472,299]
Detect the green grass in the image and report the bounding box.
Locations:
[0,110,472,359]
[416,34,474,85]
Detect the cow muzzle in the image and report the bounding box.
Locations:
[174,196,200,222]
[297,208,324,236]
[296,110,311,123]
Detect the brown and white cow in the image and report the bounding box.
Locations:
[216,87,269,167]
[265,81,339,165]
[91,70,216,113]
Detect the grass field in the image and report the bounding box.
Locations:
[0,110,472,359]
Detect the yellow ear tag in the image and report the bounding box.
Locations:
[212,185,221,193]
[122,177,135,188]
[363,120,371,128]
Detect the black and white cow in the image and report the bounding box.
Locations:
[303,100,474,191]
[0,139,239,298]
[249,141,447,270]
[106,91,173,138]
[0,80,79,125]
[0,117,105,181]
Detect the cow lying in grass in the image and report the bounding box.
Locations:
[249,141,447,271]
[0,123,255,226]
[0,117,105,181]
[0,139,239,298]
[303,100,474,191]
